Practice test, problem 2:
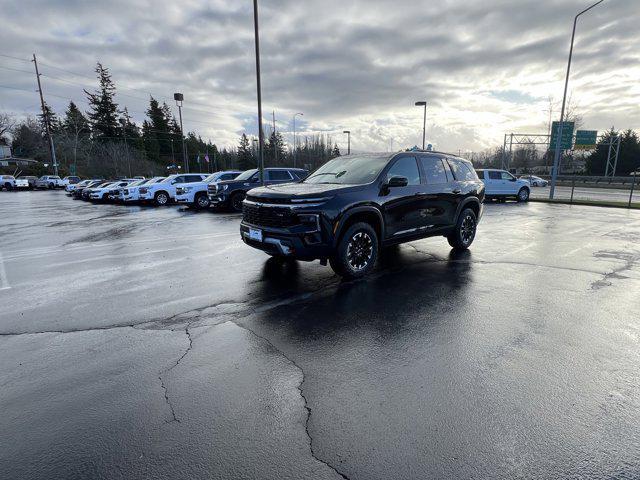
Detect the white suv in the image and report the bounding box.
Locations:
[35,175,63,189]
[476,169,530,202]
[175,170,242,209]
[88,180,135,202]
[118,177,165,203]
[138,173,209,206]
[1,175,16,190]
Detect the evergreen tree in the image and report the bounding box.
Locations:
[237,133,254,170]
[63,101,90,136]
[265,130,286,166]
[331,143,341,158]
[38,101,60,135]
[586,129,640,175]
[85,62,120,140]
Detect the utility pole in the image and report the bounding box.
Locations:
[174,93,189,173]
[272,110,278,165]
[32,54,58,176]
[293,112,303,168]
[252,0,265,185]
[550,0,604,199]
[415,101,427,150]
[343,130,351,155]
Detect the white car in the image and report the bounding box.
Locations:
[138,173,209,206]
[15,178,30,189]
[519,175,548,187]
[66,179,93,193]
[35,175,63,189]
[88,180,135,202]
[1,175,16,190]
[61,176,81,187]
[118,177,165,203]
[476,169,530,202]
[175,170,242,209]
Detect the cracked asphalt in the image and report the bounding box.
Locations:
[1,191,640,479]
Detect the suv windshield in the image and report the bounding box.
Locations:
[235,169,258,181]
[304,155,389,185]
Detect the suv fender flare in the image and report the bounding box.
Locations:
[333,206,385,247]
[454,197,481,223]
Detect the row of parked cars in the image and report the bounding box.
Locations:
[0,175,81,191]
[65,167,309,211]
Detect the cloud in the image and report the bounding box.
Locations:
[0,0,638,153]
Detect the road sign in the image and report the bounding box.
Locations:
[575,130,598,150]
[549,121,575,150]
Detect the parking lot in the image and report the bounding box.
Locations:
[2,190,640,479]
[530,185,638,204]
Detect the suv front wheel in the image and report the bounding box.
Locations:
[330,222,379,279]
[154,191,169,206]
[230,192,245,212]
[448,208,477,250]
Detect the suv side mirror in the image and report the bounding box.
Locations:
[387,176,408,188]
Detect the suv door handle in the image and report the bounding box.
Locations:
[452,189,461,194]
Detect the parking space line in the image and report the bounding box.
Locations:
[0,253,10,291]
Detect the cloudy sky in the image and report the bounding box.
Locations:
[1,0,638,153]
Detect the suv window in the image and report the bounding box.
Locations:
[488,171,501,180]
[185,175,203,182]
[387,156,420,185]
[267,170,292,181]
[447,159,477,181]
[476,170,484,179]
[220,173,236,181]
[419,157,449,184]
[291,170,307,180]
[501,171,515,181]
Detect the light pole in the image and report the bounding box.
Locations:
[174,93,189,173]
[343,130,351,155]
[293,112,303,167]
[415,101,427,150]
[550,0,604,199]
[252,0,266,185]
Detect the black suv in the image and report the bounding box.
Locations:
[240,151,485,278]
[209,167,309,212]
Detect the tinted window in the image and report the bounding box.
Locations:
[447,159,477,181]
[476,170,484,179]
[220,173,236,181]
[186,175,203,182]
[267,170,292,181]
[419,157,449,184]
[291,170,307,180]
[488,171,502,180]
[387,156,420,185]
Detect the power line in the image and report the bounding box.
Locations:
[0,53,31,63]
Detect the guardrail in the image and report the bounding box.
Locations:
[528,175,639,209]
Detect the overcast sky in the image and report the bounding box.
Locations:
[1,0,638,153]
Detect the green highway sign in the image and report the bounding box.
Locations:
[549,121,575,150]
[575,130,598,150]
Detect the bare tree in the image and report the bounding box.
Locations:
[0,112,16,143]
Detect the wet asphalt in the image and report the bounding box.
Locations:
[1,190,640,479]
[530,185,637,203]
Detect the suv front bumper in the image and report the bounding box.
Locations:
[240,220,333,260]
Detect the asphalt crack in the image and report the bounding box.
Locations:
[591,250,640,290]
[157,322,195,423]
[227,319,350,480]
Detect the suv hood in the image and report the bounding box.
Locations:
[248,182,362,199]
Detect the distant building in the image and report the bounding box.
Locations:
[0,145,11,159]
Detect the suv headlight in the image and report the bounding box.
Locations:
[221,184,229,191]
[297,213,320,231]
[183,186,193,193]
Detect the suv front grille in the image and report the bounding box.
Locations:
[245,195,290,205]
[242,203,299,228]
[207,184,218,194]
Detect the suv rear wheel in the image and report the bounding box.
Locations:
[329,222,379,279]
[448,208,477,250]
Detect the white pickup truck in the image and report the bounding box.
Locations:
[118,177,165,203]
[476,169,530,202]
[175,170,242,209]
[1,175,16,190]
[138,173,209,206]
[35,175,64,189]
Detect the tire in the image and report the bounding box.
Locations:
[230,192,245,212]
[447,208,477,250]
[329,222,379,279]
[517,187,530,202]
[102,193,109,202]
[4,183,12,191]
[154,191,169,206]
[195,193,210,209]
[48,183,54,189]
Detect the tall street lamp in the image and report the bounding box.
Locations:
[415,101,427,150]
[174,93,189,173]
[252,0,266,185]
[550,0,604,199]
[343,130,351,155]
[293,112,303,167]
